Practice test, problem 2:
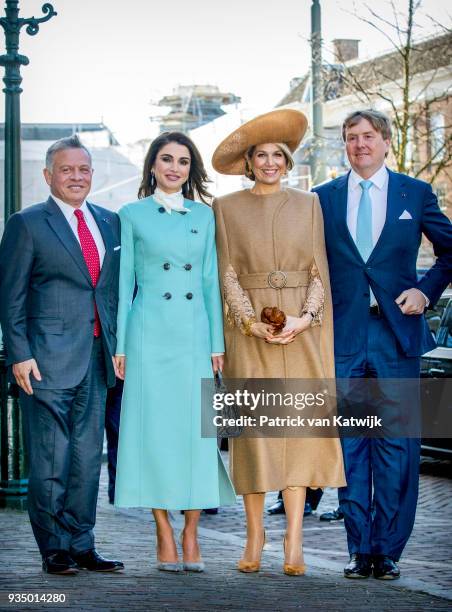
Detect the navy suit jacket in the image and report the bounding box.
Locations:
[0,197,121,389]
[313,170,452,357]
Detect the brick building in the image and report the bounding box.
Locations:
[277,33,452,222]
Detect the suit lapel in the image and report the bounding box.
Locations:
[368,170,407,263]
[87,202,115,286]
[45,197,92,284]
[331,172,363,262]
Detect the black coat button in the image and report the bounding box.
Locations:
[184,264,192,271]
[163,292,172,300]
[186,292,193,300]
[158,206,165,213]
[163,263,170,270]
[190,229,198,234]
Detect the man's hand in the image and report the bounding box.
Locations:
[395,288,427,315]
[114,355,126,380]
[12,359,41,395]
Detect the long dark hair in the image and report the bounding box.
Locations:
[138,132,212,203]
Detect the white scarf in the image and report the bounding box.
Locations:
[153,187,191,215]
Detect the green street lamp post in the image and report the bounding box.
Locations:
[310,0,326,186]
[0,0,57,508]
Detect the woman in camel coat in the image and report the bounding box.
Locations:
[212,109,345,576]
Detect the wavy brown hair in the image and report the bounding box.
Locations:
[138,132,212,203]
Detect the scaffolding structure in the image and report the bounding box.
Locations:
[152,84,240,134]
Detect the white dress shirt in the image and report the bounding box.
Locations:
[51,195,106,267]
[347,165,388,307]
[347,164,388,247]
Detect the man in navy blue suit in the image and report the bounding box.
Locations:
[0,137,124,575]
[314,109,451,580]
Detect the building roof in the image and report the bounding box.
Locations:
[278,32,452,106]
[0,122,119,145]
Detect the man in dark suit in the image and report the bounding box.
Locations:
[0,136,124,575]
[105,378,123,504]
[314,110,451,580]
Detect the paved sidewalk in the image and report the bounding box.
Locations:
[0,457,451,611]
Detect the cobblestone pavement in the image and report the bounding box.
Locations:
[0,456,451,611]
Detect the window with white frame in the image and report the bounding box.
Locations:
[430,113,445,162]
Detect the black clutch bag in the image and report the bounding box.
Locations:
[214,371,243,439]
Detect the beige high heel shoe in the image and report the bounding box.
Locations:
[283,535,306,576]
[237,530,266,573]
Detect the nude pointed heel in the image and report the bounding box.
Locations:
[180,530,205,572]
[156,535,183,572]
[283,535,306,576]
[237,530,266,573]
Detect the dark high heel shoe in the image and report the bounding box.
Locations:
[237,530,266,573]
[283,535,306,576]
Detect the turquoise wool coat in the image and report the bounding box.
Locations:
[114,196,236,509]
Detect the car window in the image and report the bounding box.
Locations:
[436,300,452,348]
[425,296,449,337]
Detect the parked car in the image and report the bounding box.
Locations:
[424,288,452,338]
[421,289,452,458]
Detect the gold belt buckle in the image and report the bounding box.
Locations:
[267,270,287,289]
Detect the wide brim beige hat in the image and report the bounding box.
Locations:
[212,108,308,175]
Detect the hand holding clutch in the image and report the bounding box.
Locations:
[261,307,287,333]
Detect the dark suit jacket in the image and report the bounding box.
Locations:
[0,196,120,389]
[313,170,452,357]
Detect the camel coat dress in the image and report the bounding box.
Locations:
[214,188,346,494]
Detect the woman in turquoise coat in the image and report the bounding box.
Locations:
[114,132,236,572]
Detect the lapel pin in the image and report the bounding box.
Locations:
[401,193,407,198]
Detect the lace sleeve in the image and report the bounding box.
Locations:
[301,262,324,327]
[223,264,257,335]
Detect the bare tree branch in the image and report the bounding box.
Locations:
[363,3,405,34]
[389,0,404,47]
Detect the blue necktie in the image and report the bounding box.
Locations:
[356,179,373,261]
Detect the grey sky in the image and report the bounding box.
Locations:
[0,0,450,144]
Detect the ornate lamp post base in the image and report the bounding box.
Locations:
[0,350,27,509]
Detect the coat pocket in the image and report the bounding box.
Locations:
[28,317,64,335]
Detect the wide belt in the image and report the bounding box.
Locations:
[238,270,310,290]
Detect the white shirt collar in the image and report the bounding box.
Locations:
[51,194,89,223]
[153,188,191,214]
[349,165,388,191]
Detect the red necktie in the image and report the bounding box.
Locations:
[74,209,101,337]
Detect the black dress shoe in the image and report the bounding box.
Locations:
[344,553,372,579]
[373,555,400,580]
[319,507,344,521]
[72,549,124,572]
[42,551,78,575]
[267,499,285,515]
[304,502,313,516]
